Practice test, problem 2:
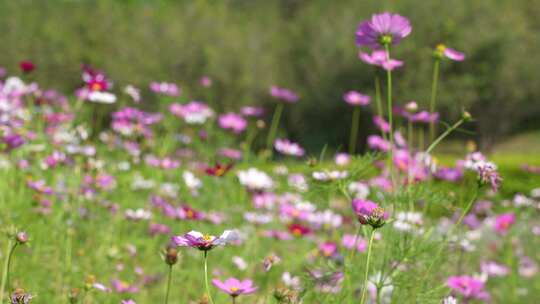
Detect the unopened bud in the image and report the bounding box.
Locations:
[165,247,178,266]
[405,101,418,113]
[462,111,472,121]
[256,120,266,129]
[15,232,28,244]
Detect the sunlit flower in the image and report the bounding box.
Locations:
[172,230,238,251]
[212,278,257,298]
[447,275,489,301]
[356,12,412,49]
[434,44,465,61]
[352,199,388,228]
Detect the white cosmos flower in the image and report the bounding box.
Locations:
[237,168,273,191]
[88,91,117,104]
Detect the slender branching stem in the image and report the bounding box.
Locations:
[360,229,376,304]
[349,107,361,155]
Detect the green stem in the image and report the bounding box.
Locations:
[360,229,376,304]
[384,44,395,185]
[374,75,387,141]
[266,103,284,151]
[0,240,17,302]
[243,124,258,162]
[429,59,440,143]
[349,107,361,155]
[165,265,173,304]
[203,251,215,304]
[346,225,362,304]
[425,117,465,155]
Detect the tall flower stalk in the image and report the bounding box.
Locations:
[359,228,376,304]
[266,103,284,152]
[203,251,214,304]
[0,231,27,302]
[384,44,395,179]
[428,58,440,143]
[349,107,361,154]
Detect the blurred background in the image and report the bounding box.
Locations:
[1,0,539,153]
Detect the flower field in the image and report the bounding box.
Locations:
[0,10,539,304]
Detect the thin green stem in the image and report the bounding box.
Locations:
[266,103,284,151]
[243,124,258,162]
[384,44,395,186]
[374,75,387,141]
[165,265,173,304]
[429,59,440,143]
[425,117,465,155]
[360,229,376,304]
[349,107,361,155]
[0,240,17,302]
[346,225,362,304]
[203,251,215,304]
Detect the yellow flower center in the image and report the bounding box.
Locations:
[202,234,213,241]
[436,43,447,53]
[230,287,239,292]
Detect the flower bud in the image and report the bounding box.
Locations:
[15,232,28,244]
[405,101,418,113]
[462,111,472,121]
[165,247,178,266]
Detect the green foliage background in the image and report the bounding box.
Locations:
[1,0,539,151]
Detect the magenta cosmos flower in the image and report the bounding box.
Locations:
[435,44,465,61]
[343,91,370,106]
[359,50,404,71]
[356,12,412,49]
[352,199,388,228]
[218,112,247,134]
[270,86,299,103]
[494,213,515,235]
[172,230,238,251]
[149,81,180,96]
[212,278,257,298]
[447,275,490,301]
[274,138,305,157]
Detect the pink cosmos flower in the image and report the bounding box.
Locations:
[373,115,390,132]
[335,153,351,166]
[274,139,305,157]
[319,241,338,258]
[494,213,515,235]
[342,234,367,252]
[172,230,238,251]
[212,278,257,298]
[343,91,370,106]
[218,112,247,134]
[475,162,502,192]
[169,101,214,124]
[199,76,212,87]
[447,275,490,301]
[356,12,412,49]
[270,86,299,103]
[82,65,111,92]
[149,81,180,96]
[351,199,388,228]
[435,44,466,61]
[359,50,404,71]
[367,135,390,152]
[240,106,264,117]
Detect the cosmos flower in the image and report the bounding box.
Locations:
[19,61,35,74]
[494,213,515,235]
[237,168,274,191]
[199,76,212,87]
[149,81,180,96]
[367,135,390,152]
[352,199,388,228]
[10,288,33,304]
[474,161,502,192]
[205,162,234,177]
[212,278,258,298]
[356,12,412,49]
[434,44,466,61]
[274,139,305,157]
[312,170,348,182]
[240,106,264,117]
[359,50,404,71]
[343,91,371,106]
[373,115,390,133]
[82,65,111,92]
[3,134,25,150]
[218,112,247,134]
[447,275,490,301]
[172,230,238,251]
[270,86,299,103]
[169,101,214,124]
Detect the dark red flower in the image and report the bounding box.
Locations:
[287,223,312,237]
[19,60,35,73]
[205,162,234,177]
